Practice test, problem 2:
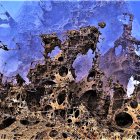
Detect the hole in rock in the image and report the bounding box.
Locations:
[75,121,81,127]
[115,112,133,128]
[49,130,58,137]
[130,100,138,108]
[67,119,72,123]
[45,122,55,127]
[58,56,64,61]
[44,105,53,111]
[57,91,66,105]
[137,131,140,137]
[20,119,29,125]
[81,90,98,110]
[67,109,73,114]
[62,133,68,138]
[59,66,68,77]
[0,117,16,130]
[20,118,39,125]
[42,79,56,85]
[75,110,80,118]
[26,87,45,110]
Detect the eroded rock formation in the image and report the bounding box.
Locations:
[100,13,140,88]
[0,24,139,139]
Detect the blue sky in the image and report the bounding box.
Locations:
[0,1,23,18]
[0,1,139,79]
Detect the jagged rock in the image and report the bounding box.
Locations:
[0,24,139,140]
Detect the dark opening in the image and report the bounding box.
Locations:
[103,95,110,117]
[67,119,72,123]
[57,92,66,105]
[112,100,124,111]
[20,119,39,125]
[67,109,73,114]
[62,133,67,138]
[44,105,53,111]
[130,100,138,109]
[80,90,98,110]
[58,56,64,62]
[0,117,16,130]
[137,131,140,137]
[59,66,68,77]
[17,94,20,100]
[42,105,53,117]
[59,109,66,118]
[70,68,76,79]
[54,109,66,118]
[113,88,126,99]
[75,121,82,127]
[75,110,80,118]
[71,96,80,106]
[43,80,56,85]
[68,92,72,102]
[39,78,56,85]
[45,122,55,127]
[9,107,15,114]
[115,112,133,128]
[25,87,45,111]
[49,130,58,137]
[20,119,29,125]
[51,75,55,80]
[42,38,50,45]
[135,62,140,67]
[46,89,53,95]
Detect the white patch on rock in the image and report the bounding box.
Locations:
[127,76,140,97]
